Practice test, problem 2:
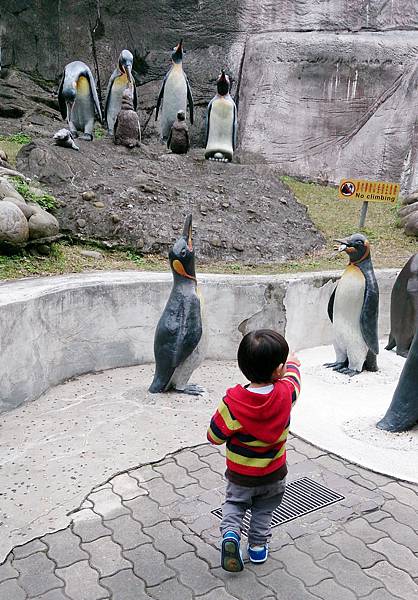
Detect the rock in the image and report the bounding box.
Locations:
[0,177,26,202]
[403,192,418,205]
[0,150,8,162]
[404,212,418,237]
[80,250,103,259]
[82,191,96,201]
[28,186,45,198]
[222,202,230,209]
[37,244,51,256]
[233,243,244,251]
[1,196,36,219]
[111,213,121,223]
[76,218,87,228]
[211,236,222,248]
[93,201,105,208]
[399,203,418,220]
[28,210,59,239]
[0,201,29,244]
[27,202,44,215]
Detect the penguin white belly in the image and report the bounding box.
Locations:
[107,74,130,134]
[161,67,187,139]
[333,265,369,371]
[72,76,95,132]
[169,290,207,390]
[205,97,235,160]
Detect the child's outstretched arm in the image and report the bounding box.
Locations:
[281,352,301,406]
[207,397,242,445]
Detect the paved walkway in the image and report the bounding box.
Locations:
[1,436,418,600]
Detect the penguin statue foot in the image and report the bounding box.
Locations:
[79,133,93,141]
[174,383,206,396]
[323,361,348,370]
[69,128,79,138]
[336,367,361,377]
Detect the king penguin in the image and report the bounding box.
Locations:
[325,233,379,376]
[105,49,137,136]
[149,214,206,395]
[205,70,237,163]
[155,40,194,141]
[58,61,102,140]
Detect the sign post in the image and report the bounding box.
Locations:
[338,179,400,228]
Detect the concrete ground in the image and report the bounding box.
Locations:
[1,362,418,599]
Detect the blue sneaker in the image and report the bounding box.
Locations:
[221,531,244,572]
[248,544,268,563]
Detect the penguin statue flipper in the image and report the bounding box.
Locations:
[205,99,214,148]
[232,104,238,150]
[86,68,103,121]
[360,283,379,356]
[327,288,336,322]
[57,76,67,119]
[155,76,167,121]
[186,76,194,125]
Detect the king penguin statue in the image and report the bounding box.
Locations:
[325,233,379,376]
[149,215,206,395]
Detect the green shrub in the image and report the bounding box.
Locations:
[0,133,32,145]
[9,176,58,212]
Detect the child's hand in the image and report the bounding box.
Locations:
[287,351,301,367]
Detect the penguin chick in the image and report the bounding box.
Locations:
[325,233,379,376]
[53,128,80,151]
[149,214,206,395]
[205,70,237,163]
[167,110,190,154]
[113,89,141,148]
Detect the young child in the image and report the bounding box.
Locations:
[207,329,301,572]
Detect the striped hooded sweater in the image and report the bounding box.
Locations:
[207,363,301,486]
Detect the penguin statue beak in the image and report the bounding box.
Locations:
[125,64,133,84]
[182,214,193,251]
[334,239,348,253]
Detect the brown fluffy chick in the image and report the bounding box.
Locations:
[114,89,141,148]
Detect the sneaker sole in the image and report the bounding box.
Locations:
[221,539,244,572]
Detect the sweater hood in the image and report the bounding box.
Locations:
[225,383,291,444]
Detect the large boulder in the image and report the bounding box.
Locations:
[0,201,29,245]
[1,196,37,219]
[0,177,25,202]
[28,210,60,239]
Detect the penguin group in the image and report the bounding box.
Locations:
[57,41,237,160]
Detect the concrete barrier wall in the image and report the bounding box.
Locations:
[0,269,398,413]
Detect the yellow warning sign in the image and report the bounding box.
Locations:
[339,179,400,203]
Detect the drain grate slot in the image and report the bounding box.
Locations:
[211,477,344,536]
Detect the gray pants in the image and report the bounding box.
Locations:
[221,478,286,546]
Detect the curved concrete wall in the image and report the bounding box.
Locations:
[0,269,398,413]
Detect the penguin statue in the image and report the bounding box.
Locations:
[385,253,418,357]
[105,49,137,136]
[155,40,194,141]
[58,61,102,141]
[205,70,237,163]
[167,110,190,154]
[114,89,141,148]
[378,327,418,432]
[149,214,206,395]
[53,128,79,151]
[325,233,379,376]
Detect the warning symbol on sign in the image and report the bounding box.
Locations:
[340,181,356,197]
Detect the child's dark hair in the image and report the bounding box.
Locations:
[237,329,289,383]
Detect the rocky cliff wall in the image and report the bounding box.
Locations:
[1,0,418,189]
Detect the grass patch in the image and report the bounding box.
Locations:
[94,126,106,140]
[9,177,58,211]
[0,133,32,145]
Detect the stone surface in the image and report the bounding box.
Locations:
[28,209,59,239]
[2,196,35,219]
[0,178,25,202]
[0,200,29,244]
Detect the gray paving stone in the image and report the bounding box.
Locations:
[352,469,392,487]
[13,552,63,597]
[291,438,326,459]
[349,474,377,491]
[372,517,418,552]
[364,588,403,600]
[317,552,381,596]
[246,554,283,577]
[366,561,418,599]
[35,590,70,600]
[168,552,223,594]
[324,530,384,568]
[43,528,89,568]
[111,473,148,501]
[176,483,205,498]
[56,560,109,600]
[130,465,160,483]
[71,509,113,543]
[81,536,131,577]
[363,510,391,524]
[0,579,26,600]
[343,517,387,544]
[100,569,149,600]
[369,537,418,578]
[193,445,218,457]
[124,543,175,586]
[381,499,418,531]
[212,566,273,600]
[285,449,307,465]
[381,482,418,510]
[12,539,47,560]
[105,514,152,550]
[147,577,193,600]
[190,467,225,490]
[90,488,130,520]
[196,589,239,600]
[309,578,358,600]
[314,455,356,478]
[144,522,193,559]
[175,451,207,473]
[198,451,227,476]
[294,534,336,561]
[154,461,196,488]
[125,495,169,527]
[0,557,18,583]
[144,476,183,506]
[274,545,331,587]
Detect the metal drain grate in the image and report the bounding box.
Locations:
[211,477,344,536]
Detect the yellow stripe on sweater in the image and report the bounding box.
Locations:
[218,401,242,432]
[226,445,286,468]
[207,428,225,445]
